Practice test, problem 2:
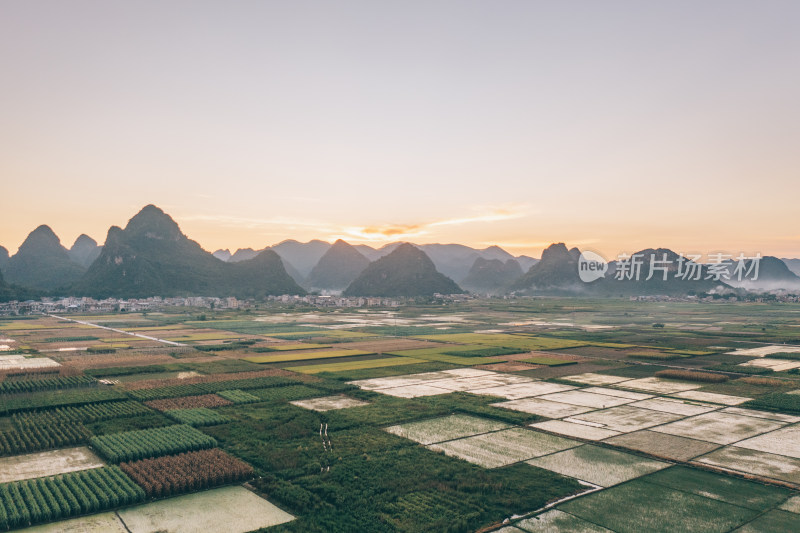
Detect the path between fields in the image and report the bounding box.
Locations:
[48,314,188,347]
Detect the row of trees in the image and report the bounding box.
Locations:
[12,400,152,426]
[90,424,217,463]
[0,466,145,530]
[0,423,90,457]
[0,375,96,395]
[120,448,253,498]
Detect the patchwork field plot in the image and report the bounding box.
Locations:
[165,407,234,426]
[558,478,759,533]
[514,509,613,532]
[630,397,720,416]
[720,407,800,423]
[727,345,800,357]
[566,405,684,433]
[780,495,800,513]
[736,509,800,532]
[651,411,786,445]
[579,387,652,401]
[385,414,511,445]
[117,485,294,533]
[527,444,668,486]
[348,371,456,390]
[554,373,632,385]
[529,420,622,441]
[734,425,800,459]
[0,447,104,484]
[473,381,576,400]
[18,512,129,533]
[428,428,579,468]
[537,390,635,409]
[90,425,217,463]
[604,430,720,461]
[244,348,373,364]
[290,394,370,411]
[418,333,587,352]
[643,466,792,511]
[287,356,426,374]
[671,390,750,405]
[616,377,703,394]
[494,398,597,419]
[376,383,454,398]
[696,446,800,485]
[740,358,800,372]
[0,354,60,371]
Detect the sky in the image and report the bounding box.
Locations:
[1,1,799,260]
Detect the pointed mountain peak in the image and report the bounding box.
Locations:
[71,234,98,249]
[124,205,183,241]
[22,225,62,249]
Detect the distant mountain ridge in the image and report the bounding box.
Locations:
[3,225,86,291]
[461,258,523,295]
[344,243,463,297]
[68,234,102,268]
[306,240,369,292]
[72,205,305,298]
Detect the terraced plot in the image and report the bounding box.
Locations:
[385,414,511,445]
[428,428,579,468]
[527,444,668,486]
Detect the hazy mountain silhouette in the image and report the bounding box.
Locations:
[270,240,331,278]
[461,257,523,295]
[212,249,232,262]
[68,234,102,268]
[4,226,86,291]
[510,243,582,292]
[721,256,800,291]
[73,205,304,298]
[0,246,8,271]
[344,243,463,297]
[782,258,800,277]
[306,239,369,291]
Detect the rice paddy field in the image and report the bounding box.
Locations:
[2,298,800,531]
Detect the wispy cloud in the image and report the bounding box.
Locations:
[180,206,528,244]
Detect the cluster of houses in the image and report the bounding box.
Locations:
[0,293,474,316]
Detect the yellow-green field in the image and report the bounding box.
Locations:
[268,343,332,351]
[287,356,425,374]
[244,349,373,364]
[418,333,588,351]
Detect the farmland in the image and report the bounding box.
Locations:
[0,299,800,531]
